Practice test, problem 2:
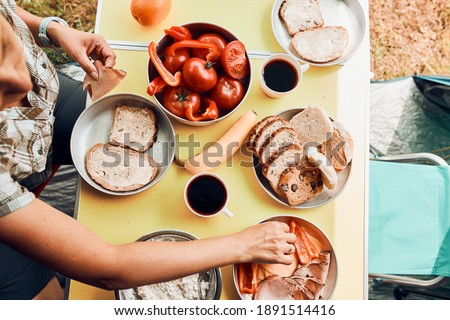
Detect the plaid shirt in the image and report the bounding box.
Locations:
[0,0,59,217]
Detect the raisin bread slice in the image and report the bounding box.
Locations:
[262,144,303,192]
[278,165,324,206]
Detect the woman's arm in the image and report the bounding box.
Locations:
[0,198,296,290]
[14,6,115,80]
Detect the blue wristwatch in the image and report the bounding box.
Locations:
[38,17,68,47]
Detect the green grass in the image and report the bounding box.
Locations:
[16,0,98,65]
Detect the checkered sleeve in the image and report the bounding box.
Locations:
[0,164,35,218]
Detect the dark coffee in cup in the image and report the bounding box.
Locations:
[186,174,227,216]
[263,59,298,92]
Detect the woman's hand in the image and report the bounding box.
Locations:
[47,23,116,80]
[233,221,297,265]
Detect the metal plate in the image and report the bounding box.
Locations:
[70,93,175,196]
[148,22,252,126]
[233,215,337,300]
[271,0,366,66]
[253,108,352,209]
[115,230,222,300]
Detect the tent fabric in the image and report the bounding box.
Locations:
[370,75,450,162]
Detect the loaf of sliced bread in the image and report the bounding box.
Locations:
[109,106,158,152]
[259,127,301,164]
[247,115,279,152]
[86,143,157,192]
[253,118,290,156]
[262,144,303,192]
[290,106,333,146]
[292,26,349,63]
[279,0,324,36]
[278,165,323,206]
[321,120,354,171]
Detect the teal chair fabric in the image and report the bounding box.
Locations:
[369,160,450,277]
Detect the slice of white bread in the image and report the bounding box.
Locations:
[248,115,279,152]
[253,118,290,156]
[290,106,333,146]
[259,127,301,164]
[278,165,323,206]
[279,0,324,36]
[86,143,157,192]
[292,26,349,63]
[109,106,157,152]
[321,121,354,171]
[262,144,303,192]
[306,146,338,190]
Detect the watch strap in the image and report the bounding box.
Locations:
[38,17,68,47]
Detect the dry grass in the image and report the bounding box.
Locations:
[370,0,450,80]
[16,0,450,80]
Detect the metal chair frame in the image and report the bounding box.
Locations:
[369,150,450,297]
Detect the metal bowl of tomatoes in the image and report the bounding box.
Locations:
[148,22,252,126]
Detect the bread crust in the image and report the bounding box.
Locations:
[247,115,279,152]
[259,127,301,164]
[86,143,157,192]
[253,118,290,156]
[109,106,158,152]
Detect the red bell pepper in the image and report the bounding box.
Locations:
[166,40,220,62]
[147,76,168,96]
[185,97,219,121]
[289,220,320,265]
[238,263,258,294]
[164,26,192,41]
[148,41,182,87]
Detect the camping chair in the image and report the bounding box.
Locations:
[31,164,61,197]
[368,149,450,299]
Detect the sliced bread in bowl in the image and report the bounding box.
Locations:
[86,143,157,192]
[279,0,324,36]
[292,26,349,63]
[109,106,158,152]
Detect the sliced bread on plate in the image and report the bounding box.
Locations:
[290,106,333,145]
[86,143,158,192]
[253,118,290,156]
[262,144,303,192]
[259,127,301,164]
[109,106,158,152]
[292,26,349,63]
[278,165,323,206]
[279,0,324,36]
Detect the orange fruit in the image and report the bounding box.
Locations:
[130,0,172,27]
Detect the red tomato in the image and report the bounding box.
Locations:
[163,46,190,73]
[221,40,249,80]
[210,75,245,111]
[162,86,200,119]
[191,33,227,62]
[182,57,218,92]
